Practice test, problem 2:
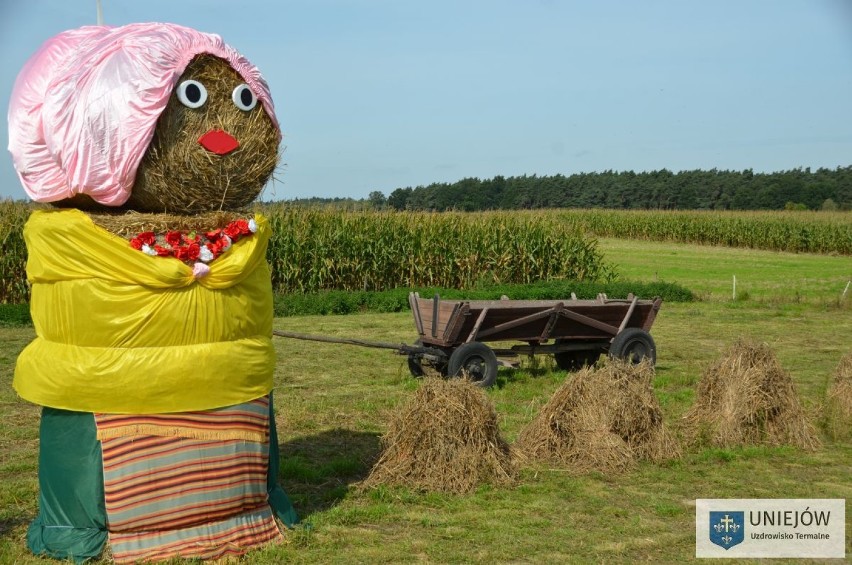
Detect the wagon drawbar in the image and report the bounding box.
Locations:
[273,292,662,388]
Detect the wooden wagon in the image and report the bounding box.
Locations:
[406,292,663,387]
[273,292,662,388]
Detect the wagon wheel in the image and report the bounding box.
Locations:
[608,328,656,365]
[447,342,498,388]
[553,341,601,372]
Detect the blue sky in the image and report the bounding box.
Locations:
[2,0,851,201]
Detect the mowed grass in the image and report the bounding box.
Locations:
[1,240,850,563]
[598,237,851,304]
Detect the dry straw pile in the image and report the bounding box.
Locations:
[824,353,852,441]
[362,377,517,494]
[514,359,680,474]
[682,339,820,450]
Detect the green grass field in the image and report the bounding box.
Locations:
[1,240,850,563]
[597,237,851,304]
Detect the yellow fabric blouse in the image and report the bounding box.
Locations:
[13,209,275,414]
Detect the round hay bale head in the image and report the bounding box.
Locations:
[128,54,279,214]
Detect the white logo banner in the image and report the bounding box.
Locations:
[696,499,845,558]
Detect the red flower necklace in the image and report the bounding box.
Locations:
[129,218,257,267]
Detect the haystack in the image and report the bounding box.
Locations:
[824,353,852,441]
[682,339,820,450]
[362,377,517,494]
[514,359,680,474]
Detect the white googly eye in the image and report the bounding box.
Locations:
[232,84,258,111]
[176,80,208,108]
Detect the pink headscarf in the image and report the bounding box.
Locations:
[7,22,280,206]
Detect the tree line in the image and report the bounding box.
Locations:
[352,167,851,211]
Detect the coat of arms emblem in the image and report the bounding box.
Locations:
[709,511,745,549]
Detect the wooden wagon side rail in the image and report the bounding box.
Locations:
[409,292,663,347]
[475,304,566,340]
[616,295,639,334]
[409,292,425,335]
[642,297,663,332]
[540,302,564,342]
[465,307,490,343]
[443,301,469,343]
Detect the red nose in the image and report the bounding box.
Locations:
[198,129,239,155]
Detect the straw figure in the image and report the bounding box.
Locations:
[823,353,852,441]
[514,359,680,474]
[9,23,295,563]
[682,339,820,450]
[363,377,517,494]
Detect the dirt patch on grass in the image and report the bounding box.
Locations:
[682,339,820,450]
[362,377,517,494]
[514,359,680,474]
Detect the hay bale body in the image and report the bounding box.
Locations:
[683,339,820,450]
[14,25,289,564]
[515,360,680,474]
[824,353,852,441]
[86,210,247,238]
[363,378,517,494]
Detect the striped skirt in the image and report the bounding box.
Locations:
[26,396,297,563]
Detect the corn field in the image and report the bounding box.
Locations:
[558,209,852,254]
[1,200,849,304]
[0,200,29,305]
[0,201,613,303]
[264,205,612,294]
